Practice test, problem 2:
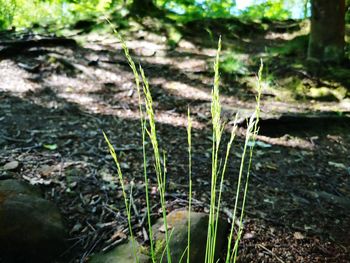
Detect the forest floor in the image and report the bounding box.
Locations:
[0,16,350,262]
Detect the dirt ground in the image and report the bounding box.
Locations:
[0,18,349,262]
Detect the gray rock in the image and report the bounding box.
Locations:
[0,179,67,262]
[89,238,149,263]
[152,209,229,263]
[0,179,40,195]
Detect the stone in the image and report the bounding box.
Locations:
[152,209,229,263]
[0,179,67,262]
[3,160,19,170]
[89,238,149,263]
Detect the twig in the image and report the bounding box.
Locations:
[130,190,149,242]
[0,132,33,143]
[257,244,285,263]
[9,144,42,153]
[80,232,103,263]
[140,203,158,226]
[101,238,125,252]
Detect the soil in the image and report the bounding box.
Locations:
[0,17,349,262]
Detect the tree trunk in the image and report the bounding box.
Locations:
[129,0,158,15]
[307,0,346,63]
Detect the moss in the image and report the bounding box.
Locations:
[295,80,308,99]
[307,87,347,101]
[324,45,344,62]
[326,67,350,87]
[166,26,182,48]
[154,238,166,261]
[271,35,308,57]
[276,76,307,101]
[219,52,248,76]
[139,244,150,257]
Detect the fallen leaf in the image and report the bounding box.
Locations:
[293,232,305,240]
[328,161,347,170]
[243,232,255,240]
[120,162,130,169]
[110,230,127,241]
[3,161,19,170]
[70,223,82,234]
[23,175,52,185]
[151,186,157,195]
[39,164,59,176]
[43,144,58,150]
[266,163,278,170]
[158,223,172,233]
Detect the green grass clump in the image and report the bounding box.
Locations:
[104,24,262,263]
[220,52,248,76]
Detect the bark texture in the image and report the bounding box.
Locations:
[308,0,346,63]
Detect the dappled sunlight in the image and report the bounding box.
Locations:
[265,30,306,41]
[265,20,310,41]
[256,133,315,150]
[174,58,207,72]
[142,56,173,65]
[125,40,167,56]
[0,61,208,129]
[142,54,208,72]
[0,50,207,130]
[153,78,254,111]
[84,33,168,54]
[59,92,96,106]
[181,47,218,57]
[0,60,39,93]
[1,57,208,131]
[162,81,212,101]
[58,91,205,129]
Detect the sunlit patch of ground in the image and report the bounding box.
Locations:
[0,60,39,93]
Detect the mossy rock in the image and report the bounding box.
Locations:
[0,179,41,196]
[152,210,229,263]
[0,179,67,262]
[89,238,149,263]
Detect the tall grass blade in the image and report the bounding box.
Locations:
[187,107,192,263]
[226,60,263,263]
[232,60,263,262]
[139,66,172,263]
[104,18,156,262]
[103,132,139,263]
[205,36,222,263]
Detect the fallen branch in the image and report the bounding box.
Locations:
[257,244,285,263]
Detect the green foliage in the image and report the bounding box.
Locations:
[2,0,68,29]
[240,0,291,20]
[161,0,309,21]
[0,0,16,29]
[70,0,114,16]
[159,0,235,19]
[0,0,314,31]
[0,0,118,30]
